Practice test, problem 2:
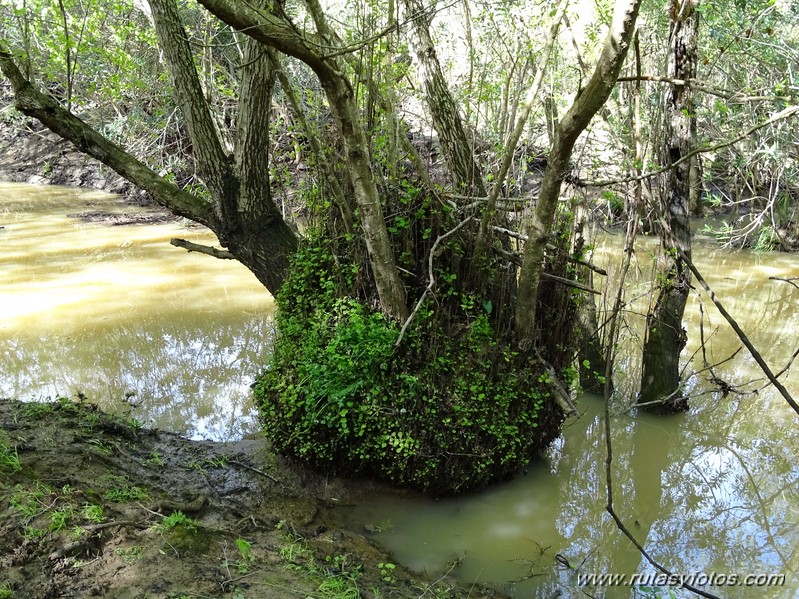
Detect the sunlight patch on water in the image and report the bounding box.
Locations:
[0,183,275,440]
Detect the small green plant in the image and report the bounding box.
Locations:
[49,507,75,532]
[82,503,104,523]
[145,450,164,466]
[279,533,312,564]
[21,402,56,419]
[0,581,13,598]
[318,575,359,599]
[87,438,114,456]
[224,538,257,574]
[753,225,777,252]
[22,527,47,541]
[377,562,396,583]
[154,511,197,533]
[0,436,21,474]
[101,475,148,502]
[10,482,53,518]
[116,546,143,564]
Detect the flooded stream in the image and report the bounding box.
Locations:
[2,183,798,597]
[0,183,274,440]
[332,234,799,598]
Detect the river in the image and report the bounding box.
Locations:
[0,182,275,440]
[1,183,797,598]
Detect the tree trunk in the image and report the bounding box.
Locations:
[403,0,485,196]
[197,0,409,321]
[515,0,643,344]
[638,0,699,412]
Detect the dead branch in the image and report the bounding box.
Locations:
[678,250,799,416]
[170,238,236,259]
[395,217,474,347]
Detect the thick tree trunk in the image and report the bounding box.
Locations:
[230,37,298,293]
[196,0,409,321]
[515,0,643,344]
[1,9,299,297]
[403,0,485,196]
[638,0,699,412]
[149,0,298,293]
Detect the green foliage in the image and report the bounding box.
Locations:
[0,580,12,598]
[753,225,777,252]
[116,546,144,564]
[255,238,563,495]
[0,434,21,475]
[100,475,149,503]
[154,511,197,533]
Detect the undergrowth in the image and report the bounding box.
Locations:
[255,237,565,495]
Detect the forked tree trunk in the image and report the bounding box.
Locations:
[638,0,699,412]
[515,0,643,345]
[1,0,300,297]
[196,0,409,321]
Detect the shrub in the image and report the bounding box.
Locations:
[254,240,564,495]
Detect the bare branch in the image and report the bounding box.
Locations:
[170,238,236,259]
[585,105,799,188]
[678,250,799,416]
[395,217,474,347]
[616,75,796,103]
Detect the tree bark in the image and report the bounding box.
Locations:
[515,0,643,344]
[403,0,485,196]
[638,0,699,412]
[196,0,409,320]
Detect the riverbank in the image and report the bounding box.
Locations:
[0,398,498,598]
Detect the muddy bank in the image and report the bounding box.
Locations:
[0,398,498,598]
[0,119,146,200]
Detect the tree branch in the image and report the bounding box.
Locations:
[616,75,796,103]
[395,217,474,347]
[678,250,799,416]
[0,43,214,227]
[585,105,799,187]
[170,238,236,259]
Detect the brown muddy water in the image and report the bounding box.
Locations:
[1,183,798,598]
[0,182,275,440]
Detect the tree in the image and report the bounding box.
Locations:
[1,0,645,493]
[638,0,700,412]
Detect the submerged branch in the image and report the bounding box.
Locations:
[678,250,799,416]
[170,238,236,259]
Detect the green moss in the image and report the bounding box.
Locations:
[254,239,564,495]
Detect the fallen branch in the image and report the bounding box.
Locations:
[170,238,235,260]
[678,250,799,416]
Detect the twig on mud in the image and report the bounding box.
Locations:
[228,458,285,488]
[416,551,464,597]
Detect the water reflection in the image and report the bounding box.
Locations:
[0,183,275,440]
[334,236,799,598]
